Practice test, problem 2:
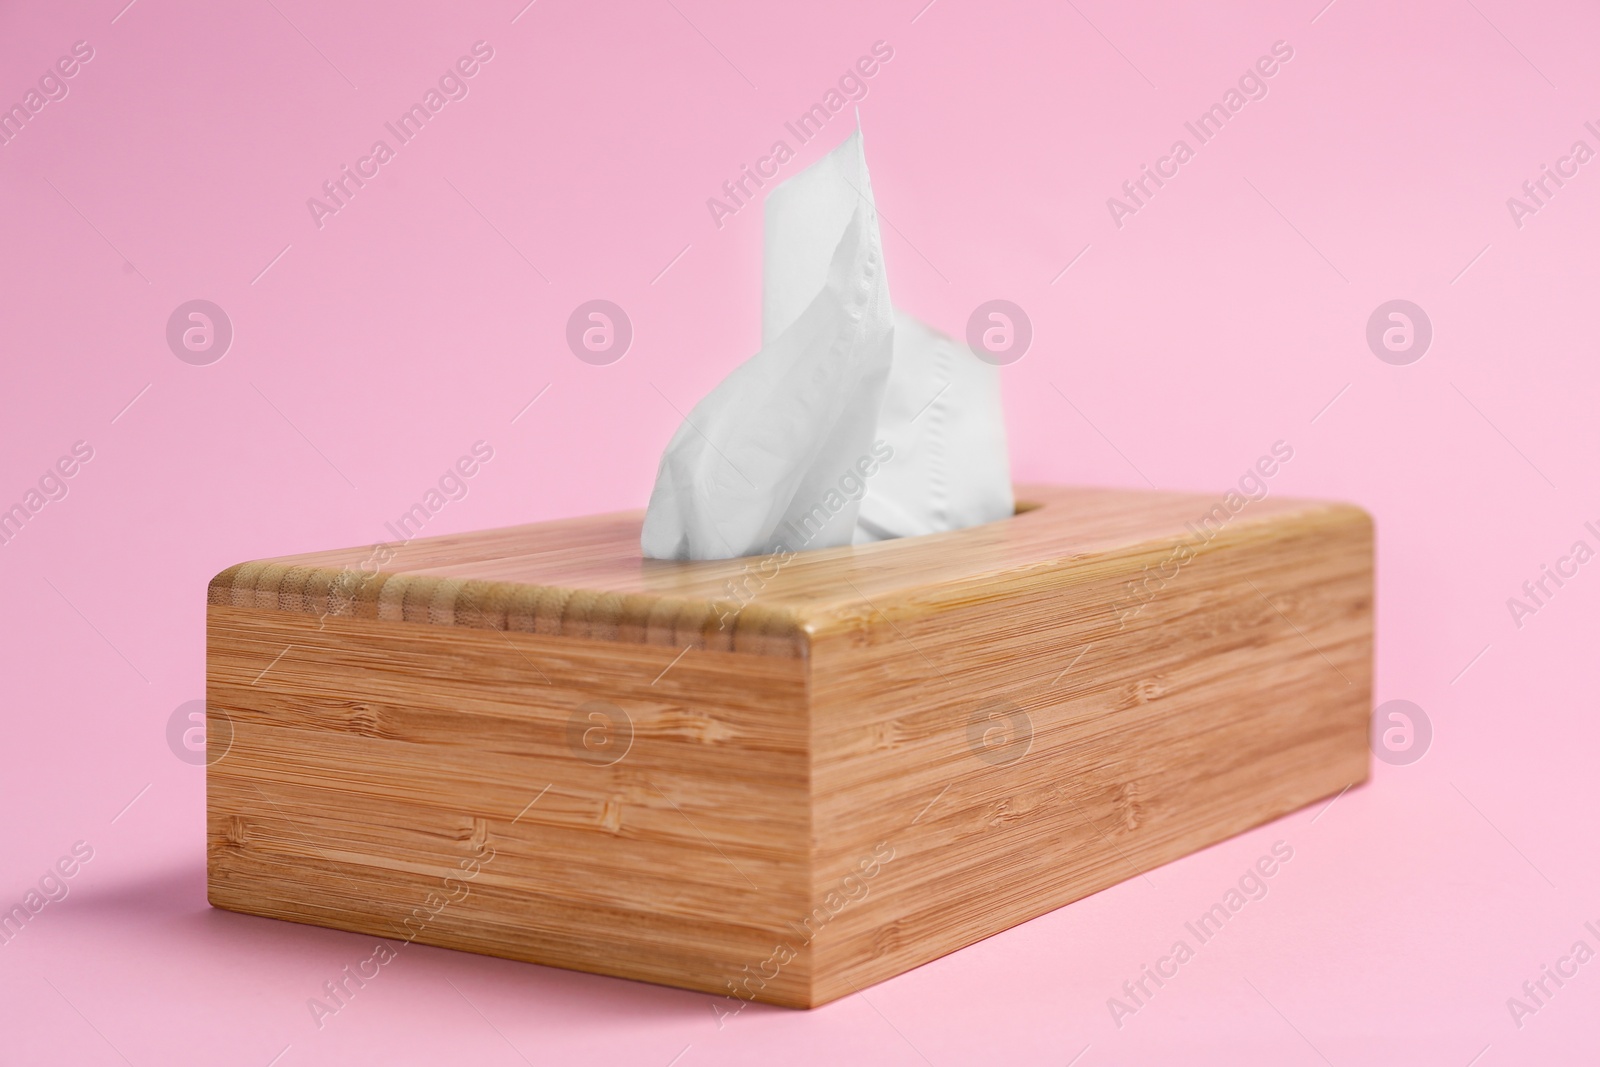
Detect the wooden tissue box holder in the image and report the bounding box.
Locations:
[206,483,1372,1008]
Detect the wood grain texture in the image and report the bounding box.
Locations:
[206,483,1373,1008]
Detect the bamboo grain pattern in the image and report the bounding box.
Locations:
[209,484,1356,654]
[206,483,1373,1007]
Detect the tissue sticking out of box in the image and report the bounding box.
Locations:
[641,126,1013,561]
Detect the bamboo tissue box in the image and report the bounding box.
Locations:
[205,482,1372,1008]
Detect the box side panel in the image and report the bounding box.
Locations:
[806,507,1373,1005]
[206,607,813,1005]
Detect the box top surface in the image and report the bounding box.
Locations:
[209,483,1367,655]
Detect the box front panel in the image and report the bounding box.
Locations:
[207,606,813,1004]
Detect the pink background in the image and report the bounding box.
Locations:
[3,0,1597,1062]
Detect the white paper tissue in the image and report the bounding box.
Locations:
[641,127,1012,560]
